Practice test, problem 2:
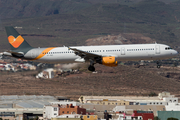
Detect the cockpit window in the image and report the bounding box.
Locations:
[165,47,172,50]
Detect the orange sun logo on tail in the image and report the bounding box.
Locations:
[8,35,24,48]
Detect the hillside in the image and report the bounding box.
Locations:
[85,33,155,45]
[0,0,178,19]
[0,0,180,100]
[0,64,180,99]
[0,0,180,50]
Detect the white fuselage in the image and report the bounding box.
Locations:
[24,43,178,63]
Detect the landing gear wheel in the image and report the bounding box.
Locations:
[88,65,95,71]
[157,65,161,68]
[156,61,161,69]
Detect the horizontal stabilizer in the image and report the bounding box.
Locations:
[4,51,24,58]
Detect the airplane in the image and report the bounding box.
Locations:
[1,26,178,71]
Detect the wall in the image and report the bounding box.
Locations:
[166,103,180,111]
[0,116,16,120]
[89,100,130,105]
[82,115,98,120]
[134,111,154,120]
[44,106,59,119]
[51,118,81,120]
[59,107,86,115]
[158,111,180,120]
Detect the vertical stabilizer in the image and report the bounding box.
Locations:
[5,26,33,53]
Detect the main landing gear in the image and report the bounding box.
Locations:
[88,60,96,71]
[88,65,95,71]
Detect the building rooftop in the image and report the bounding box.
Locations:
[0,95,55,101]
[0,95,59,108]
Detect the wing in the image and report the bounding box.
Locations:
[68,47,101,60]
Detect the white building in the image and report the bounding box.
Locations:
[79,96,160,103]
[117,114,143,120]
[165,103,180,111]
[53,114,81,118]
[163,96,178,104]
[164,96,180,111]
[43,101,82,120]
[159,92,180,111]
[36,68,54,79]
[43,105,59,120]
[0,95,59,120]
[51,101,82,106]
[127,100,167,106]
[131,92,178,106]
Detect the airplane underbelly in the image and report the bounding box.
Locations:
[117,52,156,61]
[36,54,79,63]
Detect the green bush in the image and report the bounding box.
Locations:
[167,118,179,120]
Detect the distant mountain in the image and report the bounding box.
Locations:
[0,0,180,49]
[0,0,90,18]
[0,0,178,19]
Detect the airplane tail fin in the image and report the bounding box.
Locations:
[5,26,33,52]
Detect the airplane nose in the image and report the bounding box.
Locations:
[171,50,178,56]
[175,50,178,55]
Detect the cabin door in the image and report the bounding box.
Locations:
[121,47,125,55]
[155,45,160,54]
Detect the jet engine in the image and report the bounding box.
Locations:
[101,56,118,67]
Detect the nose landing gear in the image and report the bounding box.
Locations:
[157,61,161,68]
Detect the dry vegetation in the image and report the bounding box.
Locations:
[0,64,180,100]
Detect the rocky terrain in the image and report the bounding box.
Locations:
[85,33,155,45]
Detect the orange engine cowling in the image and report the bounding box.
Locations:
[102,56,118,67]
